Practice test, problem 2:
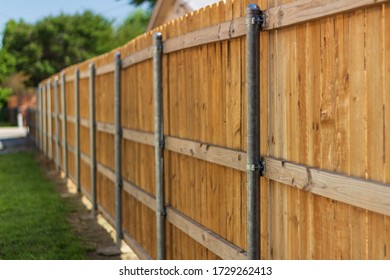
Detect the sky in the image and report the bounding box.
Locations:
[0,0,143,43]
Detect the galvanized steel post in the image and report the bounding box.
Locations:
[35,88,38,147]
[75,69,81,193]
[47,80,52,160]
[89,63,98,216]
[153,32,165,260]
[37,87,41,150]
[114,53,123,246]
[40,86,44,152]
[42,84,47,156]
[61,73,68,178]
[246,4,264,260]
[54,77,60,170]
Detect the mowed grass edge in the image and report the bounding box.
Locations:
[0,152,86,259]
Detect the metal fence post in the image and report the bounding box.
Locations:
[36,87,40,150]
[75,69,81,193]
[89,63,98,216]
[42,84,47,156]
[40,86,43,152]
[114,52,123,246]
[153,32,165,260]
[61,73,68,178]
[246,4,265,260]
[34,89,37,146]
[54,76,60,170]
[47,80,52,160]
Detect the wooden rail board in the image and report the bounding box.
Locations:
[166,207,247,260]
[67,115,76,124]
[265,0,389,30]
[123,231,152,260]
[264,157,390,216]
[98,205,116,228]
[163,17,246,54]
[79,70,90,79]
[80,117,90,128]
[96,122,115,134]
[80,152,91,166]
[121,47,153,68]
[122,128,154,146]
[96,62,115,76]
[65,75,75,82]
[123,180,156,212]
[165,136,246,171]
[67,144,75,154]
[97,162,116,183]
[122,176,246,260]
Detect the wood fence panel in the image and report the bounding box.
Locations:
[385,3,390,258]
[366,5,386,260]
[97,170,116,220]
[79,78,89,120]
[96,130,115,170]
[96,73,114,125]
[36,0,390,260]
[122,191,157,259]
[80,125,90,156]
[81,158,91,196]
[67,149,75,182]
[264,3,390,260]
[122,140,155,196]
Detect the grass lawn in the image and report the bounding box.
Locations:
[0,152,86,259]
[0,121,15,127]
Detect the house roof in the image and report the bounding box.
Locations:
[147,0,221,31]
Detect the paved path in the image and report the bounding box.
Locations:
[0,127,31,154]
[0,127,28,139]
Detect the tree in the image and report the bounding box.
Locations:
[114,9,151,47]
[0,49,16,108]
[118,0,157,9]
[1,11,115,86]
[130,0,157,7]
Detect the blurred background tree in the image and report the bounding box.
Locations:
[1,12,114,86]
[114,9,151,46]
[125,0,157,9]
[0,4,152,108]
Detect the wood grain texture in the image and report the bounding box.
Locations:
[165,136,246,171]
[37,0,390,260]
[122,128,154,146]
[264,157,390,217]
[166,207,247,260]
[265,0,389,30]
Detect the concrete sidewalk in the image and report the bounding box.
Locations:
[0,127,31,154]
[0,127,28,140]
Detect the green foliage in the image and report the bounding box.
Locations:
[114,9,151,47]
[0,49,15,108]
[0,7,153,89]
[127,0,157,9]
[1,11,115,86]
[0,49,16,84]
[0,152,86,259]
[0,87,12,108]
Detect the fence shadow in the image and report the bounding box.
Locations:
[36,154,138,260]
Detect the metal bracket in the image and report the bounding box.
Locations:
[246,160,265,175]
[159,138,165,149]
[251,11,266,29]
[157,210,166,217]
[116,127,123,138]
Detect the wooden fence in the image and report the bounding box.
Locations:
[29,0,390,259]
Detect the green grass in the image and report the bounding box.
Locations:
[0,121,15,127]
[0,152,86,259]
